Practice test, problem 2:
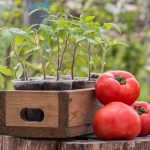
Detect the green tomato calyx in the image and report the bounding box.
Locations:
[114,75,126,85]
[134,105,148,115]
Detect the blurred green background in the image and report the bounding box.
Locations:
[0,0,150,101]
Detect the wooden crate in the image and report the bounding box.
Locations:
[0,88,101,138]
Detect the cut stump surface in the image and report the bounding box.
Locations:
[0,135,150,150]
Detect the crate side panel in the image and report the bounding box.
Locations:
[6,91,59,127]
[68,89,102,127]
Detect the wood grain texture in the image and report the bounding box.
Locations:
[0,136,58,150]
[0,124,92,138]
[60,136,150,150]
[58,92,69,127]
[6,91,59,128]
[68,88,102,127]
[0,91,6,126]
[0,135,150,150]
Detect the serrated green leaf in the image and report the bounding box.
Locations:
[95,37,103,43]
[68,28,78,36]
[85,16,95,22]
[45,61,50,69]
[112,40,118,46]
[56,27,65,32]
[24,46,40,55]
[75,36,86,42]
[39,24,51,33]
[87,38,97,45]
[0,29,13,47]
[9,27,27,36]
[49,20,57,29]
[117,42,128,46]
[104,23,121,33]
[58,17,65,26]
[14,35,26,48]
[0,65,12,76]
[83,30,94,35]
[0,27,27,49]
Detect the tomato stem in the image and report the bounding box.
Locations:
[114,75,126,85]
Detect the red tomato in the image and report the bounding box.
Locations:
[95,70,140,105]
[93,102,141,140]
[133,101,150,136]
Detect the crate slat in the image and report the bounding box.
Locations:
[6,91,59,127]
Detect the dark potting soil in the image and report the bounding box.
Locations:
[13,75,99,91]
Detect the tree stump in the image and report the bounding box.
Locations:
[0,135,150,150]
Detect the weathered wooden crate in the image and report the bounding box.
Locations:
[0,88,101,138]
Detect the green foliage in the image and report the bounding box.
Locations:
[0,65,12,76]
[0,64,12,89]
[0,12,124,81]
[0,0,23,27]
[0,0,148,99]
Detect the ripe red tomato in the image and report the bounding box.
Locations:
[133,101,150,136]
[93,102,141,140]
[95,70,140,105]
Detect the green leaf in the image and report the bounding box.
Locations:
[75,36,86,42]
[39,24,51,33]
[9,27,27,36]
[58,17,65,26]
[68,28,78,36]
[0,27,8,31]
[14,63,24,79]
[0,65,12,76]
[0,29,13,47]
[111,40,118,46]
[117,42,128,47]
[45,62,50,69]
[95,37,103,44]
[85,16,95,22]
[49,20,57,29]
[104,23,121,33]
[87,38,97,45]
[0,28,28,48]
[83,30,94,35]
[24,46,41,55]
[56,27,65,32]
[14,35,26,48]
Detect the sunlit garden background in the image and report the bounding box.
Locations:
[0,0,150,100]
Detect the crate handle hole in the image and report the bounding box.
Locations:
[20,108,44,122]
